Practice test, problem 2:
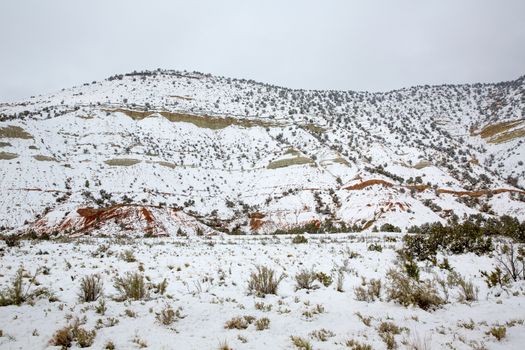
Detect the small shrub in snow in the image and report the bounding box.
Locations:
[154,278,168,295]
[488,326,506,341]
[156,305,184,326]
[217,340,232,350]
[254,302,272,311]
[255,317,270,330]
[310,328,335,341]
[494,243,525,281]
[290,335,313,350]
[345,339,373,350]
[480,267,510,288]
[49,326,73,348]
[355,312,372,327]
[292,235,308,244]
[95,299,106,315]
[120,250,137,262]
[49,322,96,349]
[75,327,96,348]
[295,269,318,290]
[224,316,252,330]
[78,274,103,302]
[131,335,148,348]
[448,272,478,302]
[367,243,383,252]
[354,278,382,302]
[336,269,345,292]
[379,223,402,232]
[247,265,285,297]
[386,269,444,311]
[377,321,403,350]
[113,272,147,301]
[315,272,333,287]
[0,266,49,306]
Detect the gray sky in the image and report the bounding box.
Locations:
[1,0,524,102]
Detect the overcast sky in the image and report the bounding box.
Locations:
[0,0,524,102]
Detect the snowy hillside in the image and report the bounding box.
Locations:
[1,70,524,236]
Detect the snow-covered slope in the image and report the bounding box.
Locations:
[1,70,524,236]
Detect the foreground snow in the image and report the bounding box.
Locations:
[0,233,524,349]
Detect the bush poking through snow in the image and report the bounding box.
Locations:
[255,317,270,330]
[448,272,478,302]
[367,243,383,252]
[345,339,373,350]
[224,316,253,330]
[494,243,525,281]
[292,235,308,244]
[354,278,382,302]
[120,250,137,262]
[290,335,313,350]
[377,321,403,350]
[247,265,285,297]
[295,269,319,291]
[49,326,73,348]
[480,267,510,288]
[49,320,96,349]
[217,340,232,350]
[156,305,184,326]
[78,274,103,302]
[386,269,444,311]
[310,328,335,341]
[336,269,345,292]
[315,272,333,287]
[488,326,506,341]
[113,272,147,301]
[0,266,50,306]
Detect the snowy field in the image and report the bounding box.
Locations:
[0,233,524,350]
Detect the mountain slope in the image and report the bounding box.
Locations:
[1,70,524,235]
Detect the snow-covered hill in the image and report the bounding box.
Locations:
[1,70,524,236]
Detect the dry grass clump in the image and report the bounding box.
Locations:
[448,272,478,302]
[386,269,444,311]
[377,321,403,350]
[156,305,184,326]
[255,317,270,331]
[113,272,147,301]
[49,320,96,349]
[290,335,313,350]
[310,328,335,341]
[78,274,103,302]
[295,269,319,291]
[0,266,50,306]
[354,278,381,302]
[224,316,254,330]
[120,249,137,262]
[292,234,308,244]
[217,340,233,350]
[487,326,506,341]
[247,265,285,297]
[345,339,373,350]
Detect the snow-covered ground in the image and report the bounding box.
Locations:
[1,233,524,349]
